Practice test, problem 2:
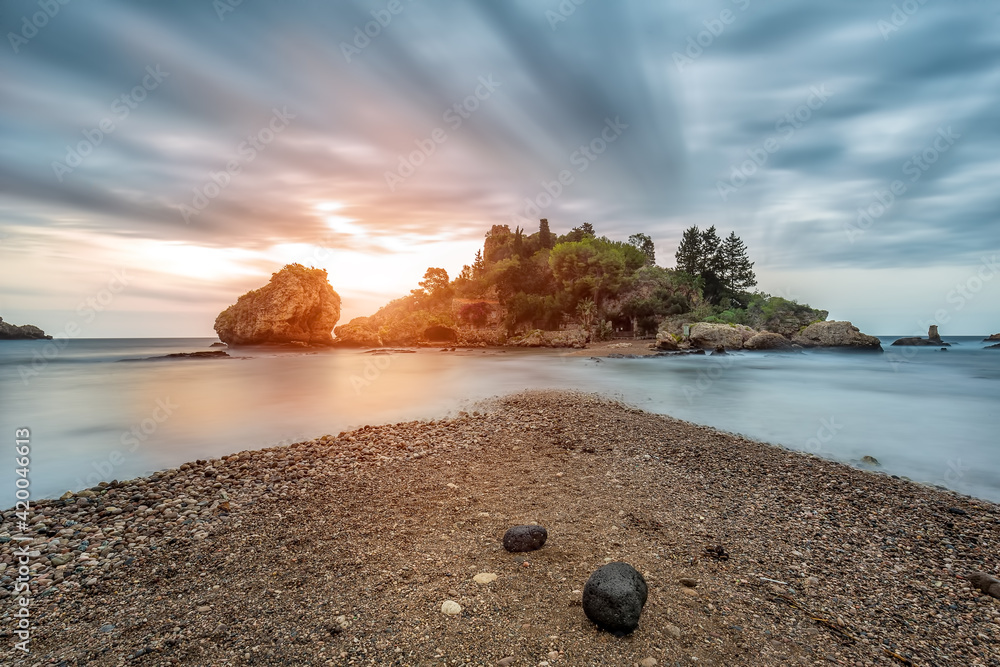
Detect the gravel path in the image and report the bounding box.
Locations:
[2,390,998,666]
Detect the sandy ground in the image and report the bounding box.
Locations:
[2,391,999,666]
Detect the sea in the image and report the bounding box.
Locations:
[1,336,997,507]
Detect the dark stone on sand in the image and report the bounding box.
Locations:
[967,572,1000,599]
[502,525,547,552]
[583,562,648,635]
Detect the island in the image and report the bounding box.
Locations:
[330,220,881,351]
[0,316,52,340]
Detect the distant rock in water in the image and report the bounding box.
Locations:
[986,343,1000,350]
[0,316,52,340]
[792,321,881,350]
[892,325,950,347]
[214,264,341,346]
[121,350,231,361]
[984,333,1000,342]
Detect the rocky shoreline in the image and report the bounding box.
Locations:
[3,391,999,665]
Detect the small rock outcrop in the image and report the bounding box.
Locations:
[214,264,341,346]
[582,562,648,635]
[333,317,384,347]
[0,317,52,340]
[688,323,755,350]
[892,325,950,347]
[743,331,792,350]
[653,331,679,351]
[983,333,1000,342]
[792,321,881,350]
[502,525,548,552]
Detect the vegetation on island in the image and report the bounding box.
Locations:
[334,219,827,346]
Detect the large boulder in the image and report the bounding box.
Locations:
[744,331,792,350]
[0,317,52,340]
[688,323,756,350]
[333,317,383,347]
[214,264,341,346]
[653,331,679,351]
[582,562,648,635]
[793,321,881,350]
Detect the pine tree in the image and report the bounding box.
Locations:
[539,218,554,249]
[719,231,756,293]
[628,233,655,266]
[674,226,703,275]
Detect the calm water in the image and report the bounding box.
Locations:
[1,336,997,506]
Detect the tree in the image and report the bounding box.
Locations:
[674,226,702,275]
[562,222,596,243]
[717,231,756,304]
[628,233,655,266]
[539,218,554,249]
[418,268,451,299]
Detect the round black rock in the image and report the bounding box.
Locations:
[582,561,648,635]
[502,525,547,552]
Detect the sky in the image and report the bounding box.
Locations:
[1,0,998,337]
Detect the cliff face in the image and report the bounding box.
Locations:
[214,264,341,346]
[0,317,51,340]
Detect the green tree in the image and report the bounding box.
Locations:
[674,226,703,275]
[628,233,655,266]
[718,231,757,300]
[539,218,554,249]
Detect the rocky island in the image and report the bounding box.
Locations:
[892,325,950,347]
[0,316,51,340]
[214,264,341,346]
[331,220,881,352]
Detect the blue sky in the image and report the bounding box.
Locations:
[1,0,998,335]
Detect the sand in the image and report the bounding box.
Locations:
[2,391,999,666]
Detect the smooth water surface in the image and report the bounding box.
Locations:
[0,336,997,505]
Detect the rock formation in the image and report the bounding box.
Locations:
[792,321,882,350]
[214,264,340,346]
[653,331,679,351]
[892,325,950,347]
[333,317,384,347]
[743,331,793,350]
[983,333,1000,342]
[0,317,52,340]
[688,323,756,350]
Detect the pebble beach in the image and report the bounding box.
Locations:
[2,390,999,666]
